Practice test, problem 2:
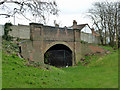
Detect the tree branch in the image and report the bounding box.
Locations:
[0,14,11,17]
[0,0,59,23]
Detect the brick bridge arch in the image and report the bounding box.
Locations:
[44,41,74,54]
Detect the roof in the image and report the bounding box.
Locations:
[92,32,100,36]
[76,24,89,30]
[91,29,100,36]
[69,24,91,30]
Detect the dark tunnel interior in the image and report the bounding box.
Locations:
[44,44,72,67]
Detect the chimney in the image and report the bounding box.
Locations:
[91,28,94,34]
[73,20,77,29]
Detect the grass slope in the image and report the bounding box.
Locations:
[2,49,118,88]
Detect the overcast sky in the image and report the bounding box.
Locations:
[0,0,119,27]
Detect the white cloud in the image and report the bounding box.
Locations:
[47,0,97,27]
[47,0,119,27]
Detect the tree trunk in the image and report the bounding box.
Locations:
[115,8,118,49]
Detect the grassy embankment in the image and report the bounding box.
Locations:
[2,41,118,88]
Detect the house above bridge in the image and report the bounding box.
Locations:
[69,20,92,34]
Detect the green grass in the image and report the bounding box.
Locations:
[99,45,116,52]
[2,48,118,88]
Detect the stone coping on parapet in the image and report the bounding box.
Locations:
[29,23,80,31]
[18,40,31,45]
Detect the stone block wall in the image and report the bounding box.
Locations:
[81,32,100,44]
[9,25,30,39]
[20,40,32,60]
[80,43,93,58]
[0,25,4,36]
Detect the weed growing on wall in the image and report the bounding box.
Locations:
[80,40,88,44]
[2,40,19,54]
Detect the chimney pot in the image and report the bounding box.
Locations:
[73,20,77,29]
[73,20,77,25]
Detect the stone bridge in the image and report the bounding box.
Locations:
[19,23,81,67]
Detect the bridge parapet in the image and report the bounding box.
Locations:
[30,23,77,42]
[43,26,74,41]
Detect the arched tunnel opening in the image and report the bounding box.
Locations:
[44,44,72,67]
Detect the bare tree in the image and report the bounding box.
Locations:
[105,2,119,48]
[88,1,119,48]
[88,2,106,45]
[0,0,59,24]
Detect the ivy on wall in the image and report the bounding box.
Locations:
[2,23,13,41]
